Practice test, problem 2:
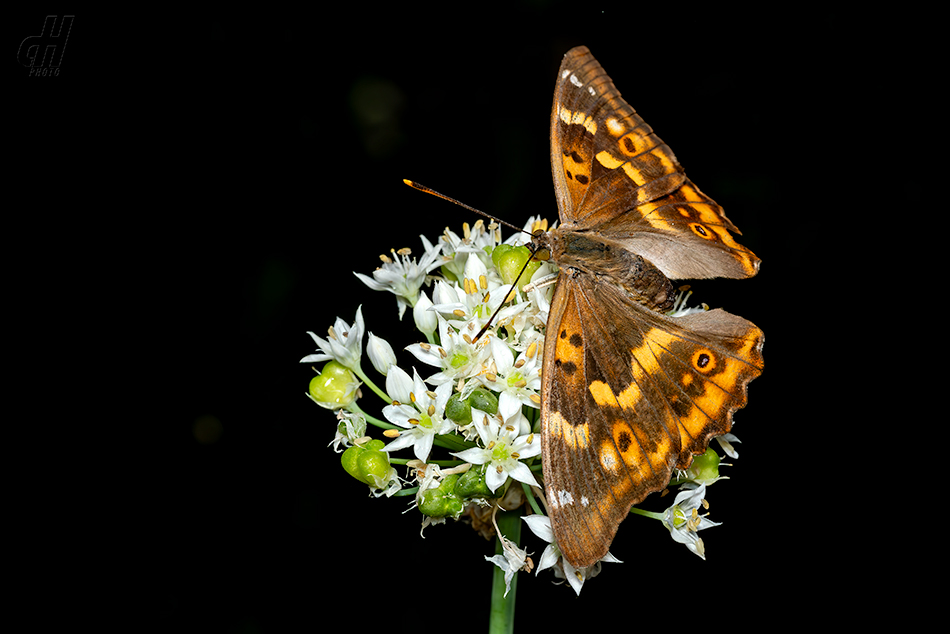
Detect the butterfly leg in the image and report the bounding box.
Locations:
[523,273,559,293]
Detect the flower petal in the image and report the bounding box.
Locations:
[452,447,489,465]
[505,461,539,488]
[485,464,507,492]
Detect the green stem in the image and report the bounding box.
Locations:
[629,506,665,521]
[431,432,475,452]
[521,482,544,516]
[387,458,463,467]
[347,402,398,431]
[348,403,474,454]
[489,510,520,634]
[352,365,390,403]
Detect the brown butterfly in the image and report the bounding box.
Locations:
[534,46,764,568]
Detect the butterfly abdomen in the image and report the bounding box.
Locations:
[543,229,674,312]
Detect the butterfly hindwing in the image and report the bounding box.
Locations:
[541,274,763,568]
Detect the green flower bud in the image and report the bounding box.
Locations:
[491,244,542,289]
[309,361,360,409]
[439,474,460,493]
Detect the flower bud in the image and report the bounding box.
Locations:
[413,290,438,337]
[385,365,413,405]
[309,361,360,409]
[366,332,397,376]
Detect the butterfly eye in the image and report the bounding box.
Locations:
[530,234,551,261]
[532,248,551,262]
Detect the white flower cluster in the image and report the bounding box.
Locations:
[301,216,730,595]
[370,219,551,488]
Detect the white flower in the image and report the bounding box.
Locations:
[354,237,443,319]
[661,484,720,560]
[485,528,528,598]
[439,219,500,284]
[503,215,549,247]
[381,368,456,462]
[556,553,619,596]
[522,515,561,574]
[329,410,367,452]
[667,287,708,317]
[428,279,468,318]
[524,262,556,323]
[428,267,502,332]
[716,432,740,459]
[452,392,540,492]
[477,336,542,410]
[522,514,620,595]
[366,332,397,376]
[406,314,491,386]
[301,306,365,369]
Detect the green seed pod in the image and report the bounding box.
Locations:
[456,464,493,499]
[445,393,472,424]
[467,388,498,416]
[341,445,368,484]
[491,244,542,288]
[357,448,391,484]
[341,439,391,487]
[309,361,359,409]
[418,474,463,518]
[688,447,721,483]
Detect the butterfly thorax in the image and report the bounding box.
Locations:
[537,228,675,313]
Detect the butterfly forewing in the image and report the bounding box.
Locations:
[550,47,684,228]
[549,46,760,281]
[540,46,764,569]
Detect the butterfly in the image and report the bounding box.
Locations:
[534,46,764,568]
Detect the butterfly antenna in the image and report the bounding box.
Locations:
[403,178,542,342]
[402,179,530,236]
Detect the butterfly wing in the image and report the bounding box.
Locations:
[541,274,764,568]
[541,46,764,567]
[550,46,760,280]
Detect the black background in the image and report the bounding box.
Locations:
[11,5,866,631]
